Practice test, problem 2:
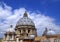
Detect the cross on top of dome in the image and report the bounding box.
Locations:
[23,11,28,17]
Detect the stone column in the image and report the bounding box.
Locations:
[12,35,14,40]
[26,29,28,33]
[16,38,19,42]
[21,29,23,33]
[30,29,32,34]
[34,30,36,34]
[7,35,9,40]
[3,35,5,40]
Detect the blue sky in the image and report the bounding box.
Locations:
[0,0,60,22]
[0,0,60,38]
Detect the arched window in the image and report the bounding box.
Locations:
[27,34,28,36]
[9,34,12,40]
[20,30,21,33]
[28,30,30,33]
[23,29,26,32]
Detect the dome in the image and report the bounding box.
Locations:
[47,29,56,35]
[7,25,15,32]
[16,12,34,26]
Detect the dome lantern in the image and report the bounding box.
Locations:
[23,11,28,17]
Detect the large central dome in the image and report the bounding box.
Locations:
[16,12,35,26]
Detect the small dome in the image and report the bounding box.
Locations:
[47,29,56,35]
[7,25,15,32]
[16,12,34,26]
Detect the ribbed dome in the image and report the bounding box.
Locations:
[16,12,34,26]
[7,25,15,32]
[47,29,56,35]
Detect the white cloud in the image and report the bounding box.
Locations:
[0,2,60,37]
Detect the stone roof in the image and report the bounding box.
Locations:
[16,12,35,26]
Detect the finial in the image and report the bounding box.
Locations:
[23,11,28,17]
[10,25,13,28]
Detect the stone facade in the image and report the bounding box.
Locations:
[2,12,60,42]
[3,12,37,42]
